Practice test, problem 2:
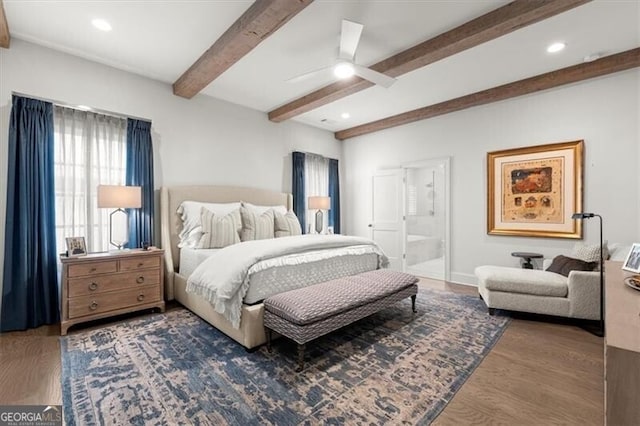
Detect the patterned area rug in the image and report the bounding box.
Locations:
[61,288,509,425]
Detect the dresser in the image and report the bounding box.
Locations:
[60,249,165,335]
[604,260,640,425]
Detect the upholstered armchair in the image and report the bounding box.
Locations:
[475,264,600,320]
[474,243,631,320]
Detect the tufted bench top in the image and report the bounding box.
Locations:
[264,269,419,326]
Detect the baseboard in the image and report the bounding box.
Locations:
[450,272,477,287]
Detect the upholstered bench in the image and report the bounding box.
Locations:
[263,269,419,371]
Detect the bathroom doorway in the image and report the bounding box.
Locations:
[403,158,450,281]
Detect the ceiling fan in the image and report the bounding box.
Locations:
[287,20,397,88]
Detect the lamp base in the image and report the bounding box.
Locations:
[110,208,130,250]
[314,210,324,234]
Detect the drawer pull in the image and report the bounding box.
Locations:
[90,268,97,273]
[89,301,98,310]
[88,282,98,291]
[136,276,145,284]
[138,262,144,267]
[137,294,145,302]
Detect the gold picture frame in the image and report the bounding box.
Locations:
[487,140,583,239]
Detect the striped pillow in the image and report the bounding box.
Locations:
[240,205,275,241]
[196,208,241,248]
[274,210,302,238]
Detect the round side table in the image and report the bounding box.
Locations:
[511,251,544,269]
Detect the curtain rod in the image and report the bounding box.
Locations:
[11,91,152,124]
[293,150,338,161]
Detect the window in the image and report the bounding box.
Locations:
[53,106,127,254]
[304,154,329,233]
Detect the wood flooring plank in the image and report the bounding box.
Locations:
[0,285,604,425]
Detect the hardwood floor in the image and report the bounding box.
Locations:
[0,279,604,425]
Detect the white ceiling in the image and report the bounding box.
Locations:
[4,0,640,133]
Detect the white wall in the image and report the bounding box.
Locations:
[343,71,640,285]
[0,40,340,319]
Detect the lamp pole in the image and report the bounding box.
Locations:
[572,212,605,337]
[595,214,604,337]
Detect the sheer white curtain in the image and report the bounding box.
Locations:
[53,106,127,254]
[304,154,329,233]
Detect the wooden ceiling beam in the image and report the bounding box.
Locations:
[268,0,591,123]
[173,0,313,99]
[335,47,640,140]
[0,0,10,49]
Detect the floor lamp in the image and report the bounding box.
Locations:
[98,185,142,250]
[572,212,604,337]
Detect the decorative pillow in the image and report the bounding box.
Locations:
[546,255,597,277]
[274,211,302,238]
[196,208,241,249]
[571,241,609,263]
[239,205,275,241]
[241,201,287,216]
[177,201,241,248]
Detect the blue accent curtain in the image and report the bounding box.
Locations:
[292,152,306,233]
[126,119,154,249]
[1,96,59,332]
[328,158,341,234]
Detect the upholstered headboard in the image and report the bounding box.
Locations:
[160,185,292,299]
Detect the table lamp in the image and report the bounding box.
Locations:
[308,196,331,234]
[98,185,142,249]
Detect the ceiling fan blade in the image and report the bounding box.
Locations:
[339,20,364,61]
[353,64,396,88]
[285,66,332,84]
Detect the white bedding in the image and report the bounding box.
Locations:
[186,234,388,328]
[179,248,220,277]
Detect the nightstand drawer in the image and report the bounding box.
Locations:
[120,256,161,271]
[68,285,161,319]
[68,260,118,278]
[68,270,161,297]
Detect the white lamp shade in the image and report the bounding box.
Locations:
[308,196,331,210]
[97,185,142,208]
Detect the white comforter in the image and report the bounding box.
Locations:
[186,234,388,328]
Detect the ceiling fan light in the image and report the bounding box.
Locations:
[334,62,355,79]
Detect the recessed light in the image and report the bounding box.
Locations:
[334,62,355,79]
[92,18,112,32]
[341,112,350,119]
[546,42,566,53]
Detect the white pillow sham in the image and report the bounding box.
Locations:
[177,201,241,248]
[241,201,287,215]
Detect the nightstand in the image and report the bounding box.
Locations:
[60,249,165,335]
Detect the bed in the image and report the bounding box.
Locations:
[160,185,384,349]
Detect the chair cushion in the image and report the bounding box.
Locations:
[475,265,568,297]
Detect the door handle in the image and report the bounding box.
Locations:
[368,224,373,228]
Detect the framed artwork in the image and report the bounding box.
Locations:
[487,140,583,238]
[622,243,640,273]
[65,236,87,257]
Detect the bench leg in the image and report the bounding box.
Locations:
[411,294,417,313]
[296,344,305,372]
[488,308,496,316]
[266,328,272,352]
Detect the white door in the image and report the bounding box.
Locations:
[371,169,405,271]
